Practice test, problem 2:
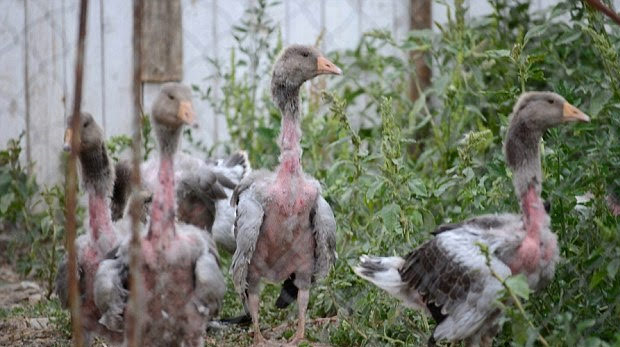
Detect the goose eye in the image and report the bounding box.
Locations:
[83,121,90,128]
[547,99,554,104]
[168,94,174,100]
[301,51,309,58]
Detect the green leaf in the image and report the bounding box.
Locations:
[434,181,455,197]
[379,203,401,231]
[524,24,549,45]
[589,90,612,117]
[408,178,428,197]
[0,192,14,214]
[589,268,606,289]
[484,49,510,59]
[366,179,384,201]
[410,210,423,226]
[556,31,581,45]
[505,274,530,300]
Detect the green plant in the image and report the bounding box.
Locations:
[199,0,620,345]
[0,135,77,297]
[193,0,283,166]
[1,0,619,345]
[0,133,39,231]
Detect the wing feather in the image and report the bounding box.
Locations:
[193,242,226,319]
[231,180,265,302]
[311,195,336,280]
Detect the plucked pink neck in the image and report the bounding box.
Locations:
[276,116,302,178]
[521,185,545,240]
[88,193,113,242]
[510,185,546,274]
[147,154,176,245]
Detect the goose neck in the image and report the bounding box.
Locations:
[147,154,176,244]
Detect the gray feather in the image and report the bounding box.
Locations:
[231,184,265,302]
[311,195,337,280]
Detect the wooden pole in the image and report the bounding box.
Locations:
[126,0,144,345]
[65,0,88,345]
[409,0,432,101]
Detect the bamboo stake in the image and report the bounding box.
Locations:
[65,0,89,345]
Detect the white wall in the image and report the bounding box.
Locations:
[0,0,617,185]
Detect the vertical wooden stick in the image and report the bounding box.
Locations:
[126,0,144,345]
[584,0,620,26]
[65,0,89,345]
[409,0,432,102]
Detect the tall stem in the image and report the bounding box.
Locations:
[127,1,144,344]
[65,0,88,345]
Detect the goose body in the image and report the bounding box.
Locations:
[93,83,226,345]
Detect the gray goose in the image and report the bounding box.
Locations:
[354,92,590,346]
[231,45,340,345]
[94,83,226,346]
[55,112,123,344]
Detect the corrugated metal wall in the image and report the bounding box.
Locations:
[0,0,613,184]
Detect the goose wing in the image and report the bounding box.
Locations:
[401,226,512,341]
[230,171,268,302]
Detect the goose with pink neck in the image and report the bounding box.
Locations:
[354,92,590,346]
[55,112,123,344]
[135,83,226,346]
[93,83,226,346]
[231,45,341,345]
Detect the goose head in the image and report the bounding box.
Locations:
[272,45,341,91]
[505,91,590,198]
[63,112,104,153]
[152,82,195,128]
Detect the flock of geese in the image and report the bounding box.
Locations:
[54,44,591,346]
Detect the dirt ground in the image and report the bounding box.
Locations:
[0,265,70,347]
[0,264,334,346]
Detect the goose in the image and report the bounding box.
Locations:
[55,112,123,344]
[94,83,226,346]
[354,92,590,346]
[231,45,340,345]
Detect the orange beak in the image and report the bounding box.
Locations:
[177,100,195,125]
[63,128,73,152]
[317,56,342,75]
[562,102,590,122]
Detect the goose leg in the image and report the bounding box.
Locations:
[288,289,309,345]
[248,293,266,345]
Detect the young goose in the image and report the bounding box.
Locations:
[55,112,123,344]
[231,45,340,345]
[354,92,590,346]
[95,83,226,346]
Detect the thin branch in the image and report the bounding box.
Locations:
[65,0,89,345]
[126,0,144,346]
[584,0,620,26]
